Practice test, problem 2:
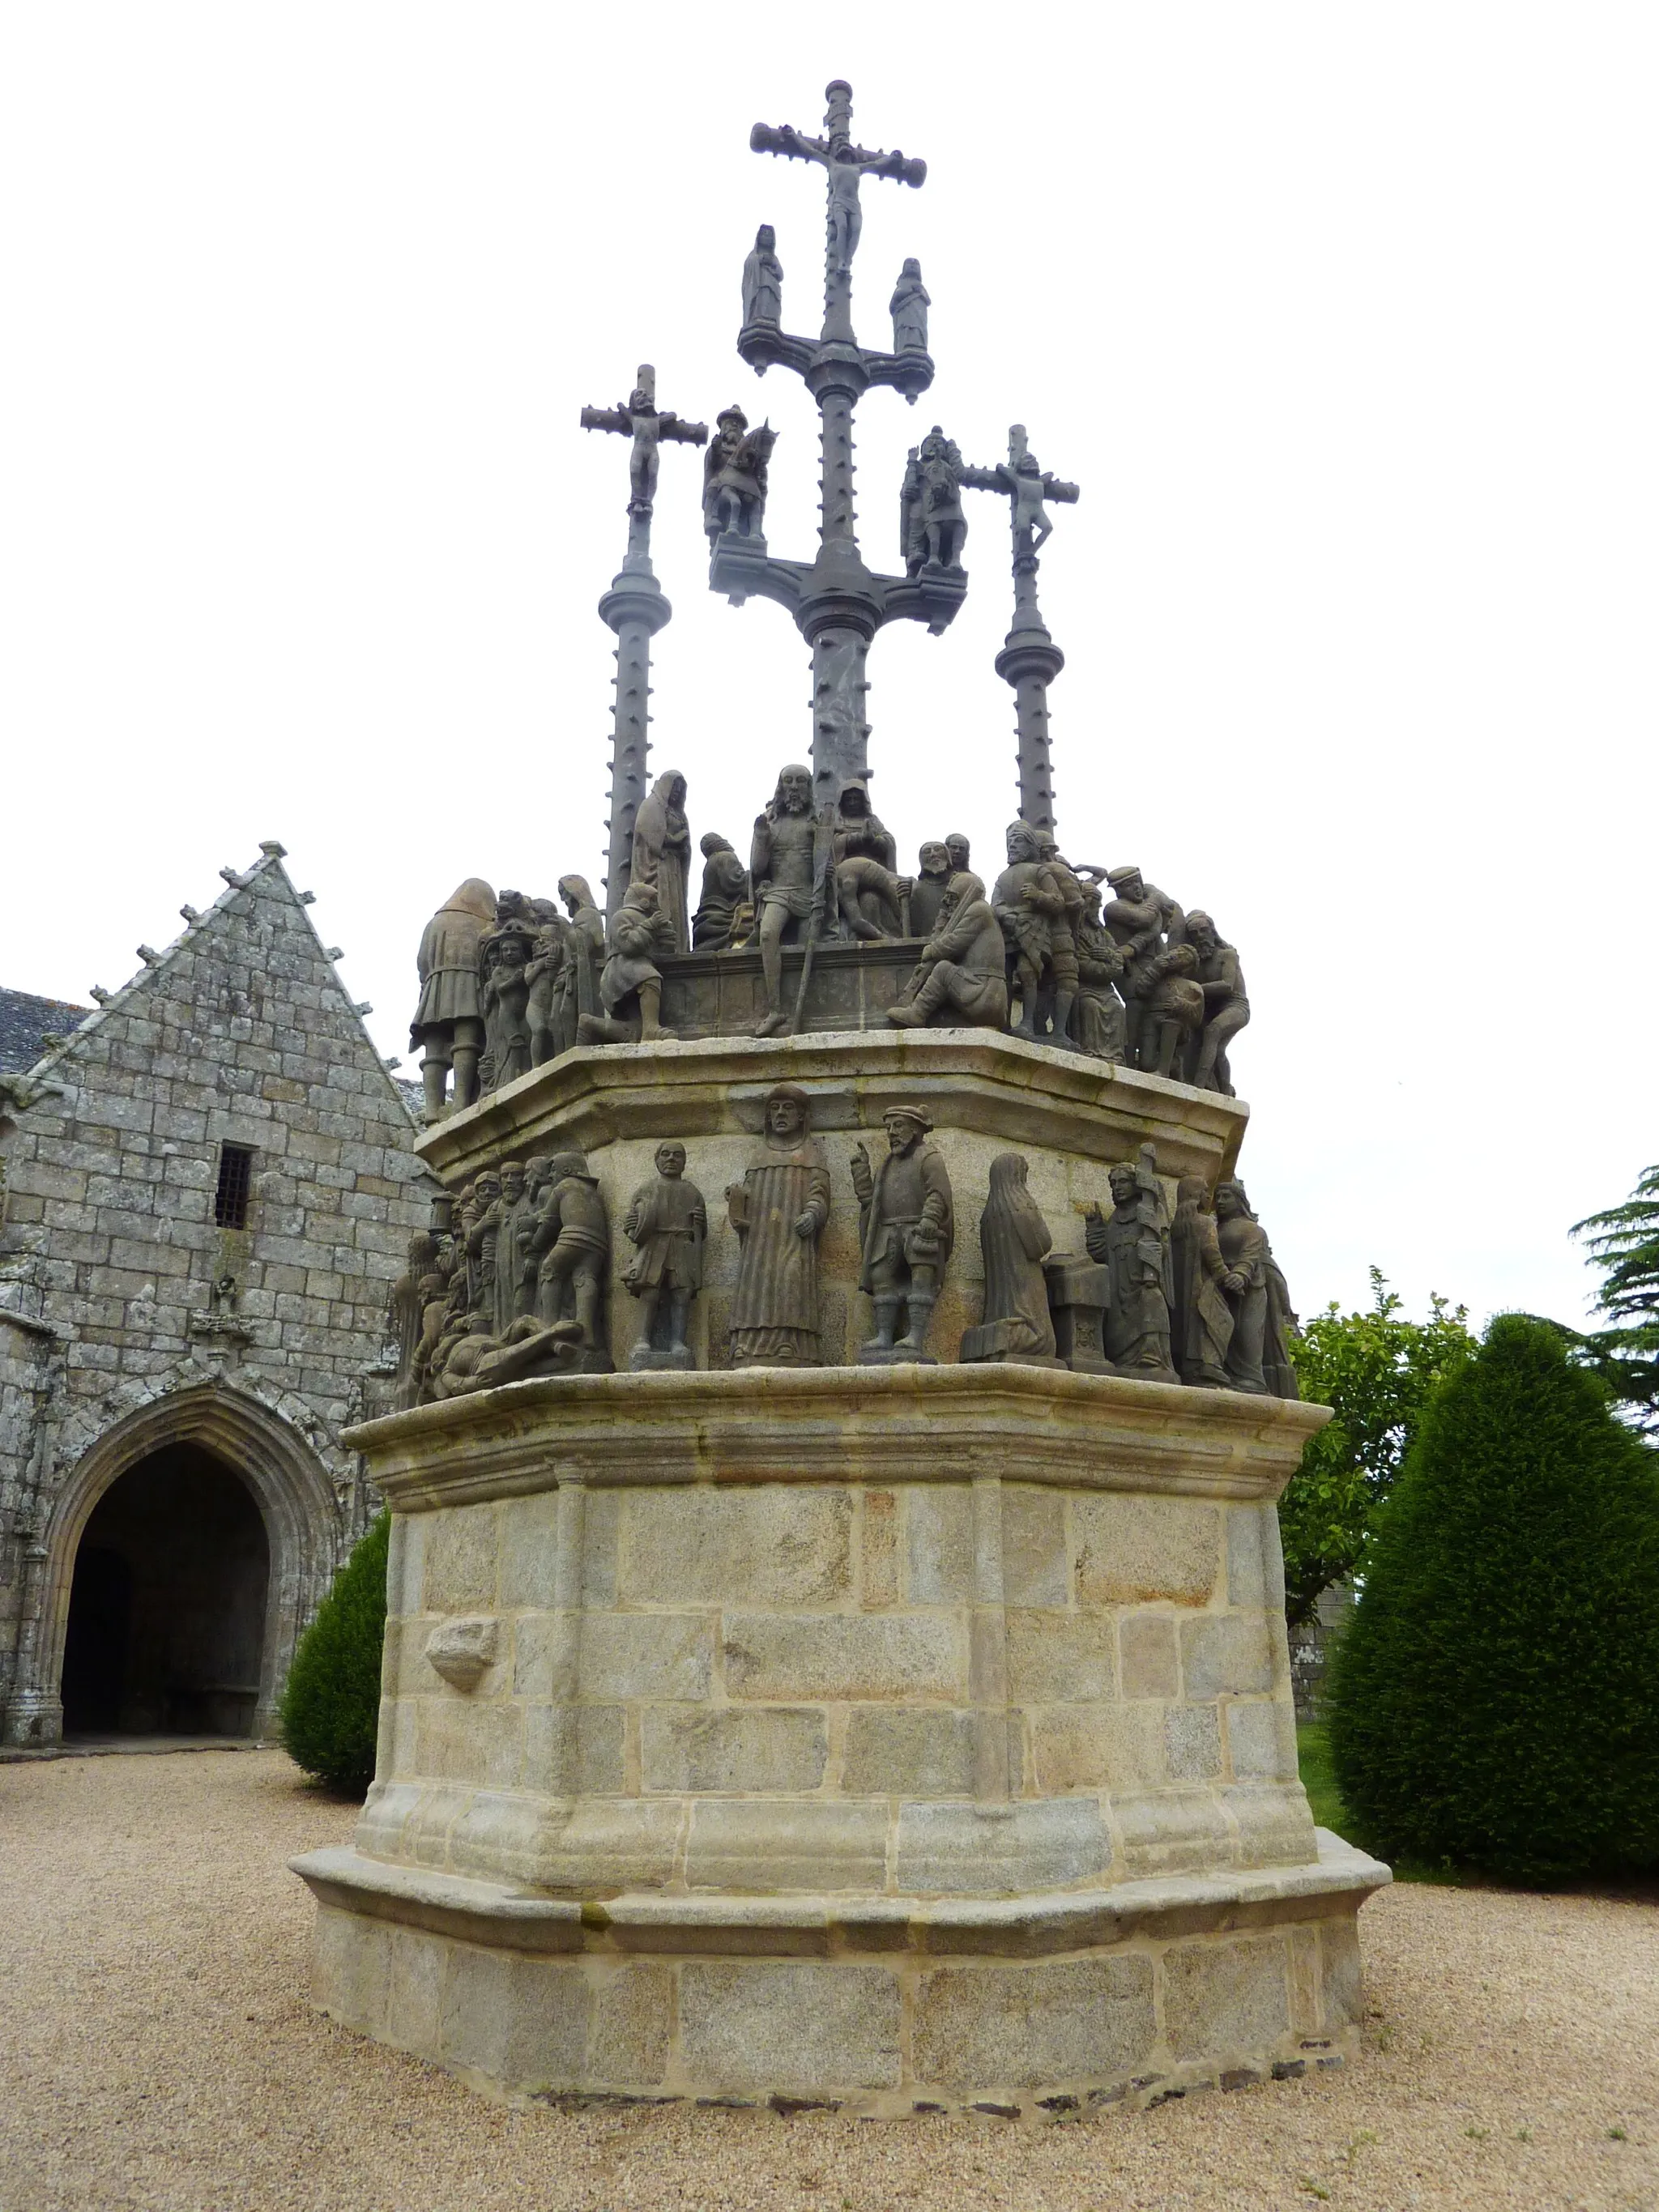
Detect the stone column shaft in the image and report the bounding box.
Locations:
[597,575,672,923]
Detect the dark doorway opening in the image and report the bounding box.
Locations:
[61,1445,271,1738]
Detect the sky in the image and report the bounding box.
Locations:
[2,4,1653,1332]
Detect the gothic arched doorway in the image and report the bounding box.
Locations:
[60,1443,272,1737]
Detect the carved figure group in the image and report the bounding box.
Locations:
[413,792,1247,1115]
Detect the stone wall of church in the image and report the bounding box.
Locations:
[0,850,434,1741]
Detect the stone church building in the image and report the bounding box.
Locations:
[0,842,432,1748]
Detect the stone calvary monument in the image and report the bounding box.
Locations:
[293,80,1388,2118]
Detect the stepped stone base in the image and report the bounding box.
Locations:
[294,1832,1386,2116]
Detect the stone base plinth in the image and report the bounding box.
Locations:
[293,1832,1386,2116]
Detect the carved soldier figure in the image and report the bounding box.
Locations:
[1183,910,1250,1096]
[749,764,818,1035]
[465,1170,503,1328]
[962,1153,1058,1366]
[527,1151,611,1367]
[621,1141,708,1370]
[631,769,693,952]
[581,879,677,1043]
[491,1159,530,1336]
[514,1157,555,1318]
[850,1106,953,1362]
[1034,833,1085,1042]
[992,821,1073,1042]
[692,832,751,950]
[901,425,966,573]
[889,255,930,352]
[1214,1183,1299,1398]
[1073,883,1128,1060]
[411,877,496,1123]
[1085,1153,1176,1380]
[1170,1176,1238,1388]
[1102,865,1184,1067]
[703,405,775,540]
[524,901,569,1067]
[741,223,783,326]
[832,778,905,939]
[885,871,1009,1029]
[906,841,954,939]
[727,1084,832,1367]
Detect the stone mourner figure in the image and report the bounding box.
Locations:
[632,769,693,953]
[889,255,930,353]
[833,778,906,940]
[741,222,783,326]
[1214,1181,1299,1398]
[962,1152,1059,1365]
[1085,1150,1177,1381]
[692,832,750,950]
[526,1151,612,1368]
[850,1106,953,1363]
[727,1084,832,1368]
[1170,1175,1238,1388]
[749,763,818,1035]
[1184,910,1249,1095]
[579,879,677,1044]
[411,877,496,1123]
[557,875,606,1032]
[885,870,1009,1029]
[622,1141,708,1370]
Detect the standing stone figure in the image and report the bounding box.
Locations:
[962,1153,1058,1366]
[479,894,536,1092]
[741,223,783,326]
[703,405,775,541]
[491,1158,530,1336]
[621,1141,707,1370]
[411,877,496,1123]
[465,1170,503,1328]
[1137,940,1206,1080]
[726,1084,832,1368]
[1085,1152,1176,1381]
[1170,1175,1237,1388]
[526,1151,611,1368]
[1184,910,1250,1096]
[692,832,751,950]
[389,1230,441,1409]
[906,841,954,940]
[631,770,693,953]
[524,901,568,1066]
[749,764,819,1035]
[885,871,1009,1030]
[1214,1183,1299,1398]
[557,875,606,1034]
[900,426,967,573]
[1102,865,1184,1068]
[850,1106,953,1363]
[992,821,1074,1042]
[889,256,930,352]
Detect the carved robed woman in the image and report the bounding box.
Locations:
[726,1084,832,1367]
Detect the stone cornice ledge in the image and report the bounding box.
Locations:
[412,1029,1249,1188]
[291,1831,1389,1960]
[344,1363,1331,1507]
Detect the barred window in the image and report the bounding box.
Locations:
[213,1143,254,1230]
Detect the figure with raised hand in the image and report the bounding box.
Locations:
[850,1106,953,1362]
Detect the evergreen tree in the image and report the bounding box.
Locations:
[1328,1315,1659,1882]
[279,1511,389,1796]
[1573,1161,1659,1432]
[1279,1270,1473,1627]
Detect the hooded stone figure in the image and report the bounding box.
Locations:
[631,769,692,952]
[412,876,496,1122]
[1170,1175,1235,1388]
[1214,1182,1299,1399]
[962,1153,1057,1365]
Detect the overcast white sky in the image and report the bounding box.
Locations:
[2,5,1653,1332]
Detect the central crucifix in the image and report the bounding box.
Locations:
[710,79,967,817]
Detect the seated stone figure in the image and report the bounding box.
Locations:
[692,833,750,950]
[906,841,954,939]
[833,778,907,940]
[885,872,1009,1029]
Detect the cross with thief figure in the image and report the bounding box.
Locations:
[581,364,708,572]
[960,424,1081,835]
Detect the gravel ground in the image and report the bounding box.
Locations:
[1,1751,1653,2212]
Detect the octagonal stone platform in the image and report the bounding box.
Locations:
[292,1036,1389,2114]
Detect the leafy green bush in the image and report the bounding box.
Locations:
[1328,1315,1659,1883]
[279,1511,389,1796]
[1281,1270,1473,1627]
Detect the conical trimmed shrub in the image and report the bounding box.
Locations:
[1328,1315,1659,1882]
[279,1510,389,1796]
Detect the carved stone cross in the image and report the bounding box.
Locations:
[580,364,708,571]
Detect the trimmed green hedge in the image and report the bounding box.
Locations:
[279,1510,388,1796]
[1328,1315,1659,1882]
